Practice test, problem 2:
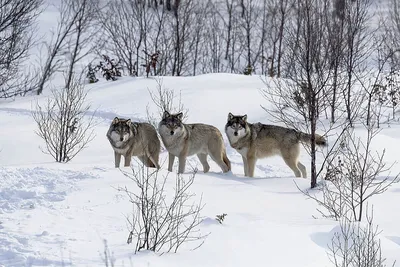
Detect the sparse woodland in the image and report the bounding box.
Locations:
[1,0,400,263]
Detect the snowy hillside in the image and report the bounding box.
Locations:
[1,0,400,266]
[1,74,400,267]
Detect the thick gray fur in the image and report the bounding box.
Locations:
[106,117,160,168]
[158,111,231,174]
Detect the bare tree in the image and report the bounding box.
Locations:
[97,0,163,77]
[36,0,91,95]
[383,69,400,120]
[0,0,43,98]
[32,73,96,163]
[239,0,261,73]
[221,0,235,61]
[64,0,98,89]
[383,0,400,68]
[122,165,207,253]
[146,77,188,130]
[301,124,399,222]
[100,239,116,267]
[214,0,242,73]
[265,0,292,77]
[97,0,139,76]
[356,43,400,128]
[262,0,334,188]
[170,0,198,76]
[341,0,373,127]
[148,4,172,76]
[164,0,180,15]
[325,0,347,123]
[328,209,396,267]
[203,4,225,73]
[190,1,207,75]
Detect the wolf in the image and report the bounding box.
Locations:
[158,111,231,174]
[224,113,327,178]
[106,117,160,169]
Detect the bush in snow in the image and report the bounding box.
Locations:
[374,69,400,123]
[301,125,399,222]
[146,77,189,132]
[97,55,122,81]
[121,164,207,253]
[328,209,395,267]
[32,74,96,162]
[86,63,99,84]
[215,213,227,224]
[243,65,253,75]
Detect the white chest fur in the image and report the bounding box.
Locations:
[113,146,129,155]
[226,127,242,144]
[236,147,248,158]
[159,132,185,156]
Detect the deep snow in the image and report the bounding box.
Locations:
[1,73,400,267]
[1,0,400,265]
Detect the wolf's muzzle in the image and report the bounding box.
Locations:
[170,131,174,135]
[234,132,238,136]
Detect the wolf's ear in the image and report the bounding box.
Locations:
[176,112,183,120]
[131,122,138,134]
[163,110,170,119]
[112,117,119,124]
[242,114,247,122]
[228,112,234,121]
[125,119,132,126]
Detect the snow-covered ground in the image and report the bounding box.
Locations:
[1,73,400,267]
[1,1,400,266]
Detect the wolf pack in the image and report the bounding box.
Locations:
[106,111,327,178]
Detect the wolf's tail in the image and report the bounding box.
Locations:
[223,152,231,172]
[299,132,327,147]
[143,155,156,168]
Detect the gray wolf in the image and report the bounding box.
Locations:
[158,111,231,174]
[224,113,327,178]
[106,117,161,168]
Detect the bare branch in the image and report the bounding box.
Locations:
[32,73,96,162]
[120,161,208,253]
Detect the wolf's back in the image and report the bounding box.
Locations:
[137,122,161,151]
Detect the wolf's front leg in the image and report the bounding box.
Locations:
[178,155,187,174]
[114,152,121,168]
[247,156,257,178]
[242,156,249,176]
[124,153,131,167]
[168,153,175,172]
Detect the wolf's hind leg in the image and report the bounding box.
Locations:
[138,155,154,168]
[114,152,121,168]
[209,153,229,173]
[297,162,307,178]
[148,152,160,169]
[282,154,302,177]
[197,153,210,173]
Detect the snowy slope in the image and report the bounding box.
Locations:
[1,74,400,267]
[1,0,400,265]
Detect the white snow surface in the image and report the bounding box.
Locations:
[1,73,400,267]
[1,4,400,267]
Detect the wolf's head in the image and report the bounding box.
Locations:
[108,117,136,144]
[225,112,248,140]
[159,111,184,136]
